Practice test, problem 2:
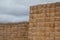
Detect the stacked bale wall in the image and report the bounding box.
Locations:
[29,2,60,40]
[0,22,29,40]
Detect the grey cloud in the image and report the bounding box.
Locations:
[0,0,28,16]
[0,0,29,23]
[0,14,29,23]
[14,0,60,6]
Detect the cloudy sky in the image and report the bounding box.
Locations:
[0,0,60,23]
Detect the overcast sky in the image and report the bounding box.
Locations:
[0,0,60,23]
